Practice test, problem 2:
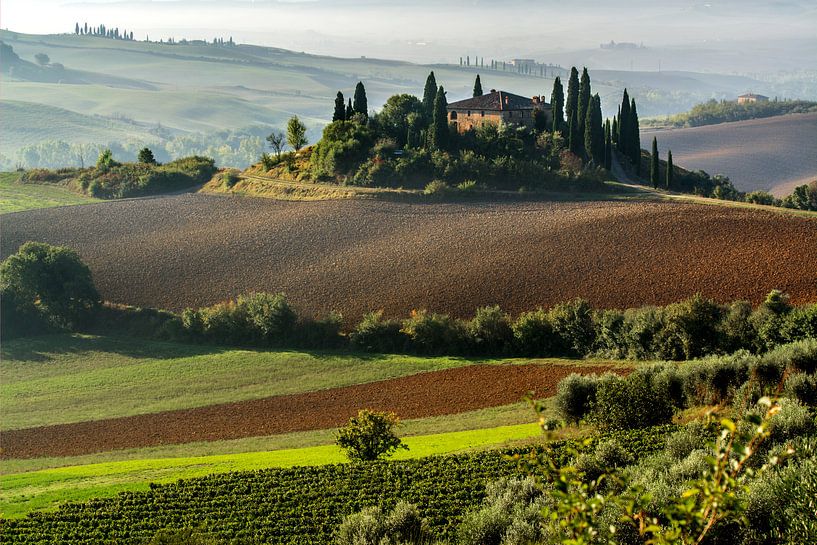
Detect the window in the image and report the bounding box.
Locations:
[481,111,485,117]
[450,111,458,120]
[467,110,471,116]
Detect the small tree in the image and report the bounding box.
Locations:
[266,130,286,159]
[336,409,408,461]
[333,91,346,122]
[96,148,117,170]
[473,74,483,97]
[353,81,368,119]
[286,116,308,153]
[34,53,50,66]
[650,136,660,188]
[138,147,157,164]
[666,149,674,189]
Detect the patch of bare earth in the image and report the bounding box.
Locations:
[2,196,816,323]
[0,364,619,459]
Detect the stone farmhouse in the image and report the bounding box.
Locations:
[737,93,769,104]
[447,90,552,133]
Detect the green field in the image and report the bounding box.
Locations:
[0,172,98,213]
[0,422,542,518]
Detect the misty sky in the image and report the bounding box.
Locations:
[2,0,816,69]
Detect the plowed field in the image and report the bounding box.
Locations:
[642,113,817,196]
[2,195,816,319]
[0,363,618,458]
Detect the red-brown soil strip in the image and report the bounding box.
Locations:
[0,364,619,459]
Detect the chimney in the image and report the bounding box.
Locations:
[490,89,497,93]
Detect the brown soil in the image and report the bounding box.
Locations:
[2,196,816,323]
[0,363,618,459]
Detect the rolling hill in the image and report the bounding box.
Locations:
[2,194,815,319]
[643,113,817,196]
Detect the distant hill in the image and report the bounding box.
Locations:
[643,113,817,196]
[0,30,791,170]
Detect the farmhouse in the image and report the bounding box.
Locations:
[737,93,769,104]
[447,90,552,133]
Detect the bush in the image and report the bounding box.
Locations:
[548,298,595,357]
[335,506,386,545]
[575,439,634,482]
[335,409,408,462]
[554,373,601,424]
[512,309,559,356]
[384,501,426,544]
[784,372,817,405]
[237,292,297,345]
[655,294,723,360]
[779,304,817,344]
[591,371,675,430]
[221,169,240,187]
[423,179,452,196]
[401,310,465,355]
[350,311,407,353]
[295,313,344,349]
[0,241,99,333]
[664,421,711,460]
[467,306,513,355]
[335,501,428,545]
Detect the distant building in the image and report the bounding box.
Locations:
[600,40,645,50]
[737,93,769,104]
[447,90,551,133]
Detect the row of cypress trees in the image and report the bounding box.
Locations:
[333,82,369,122]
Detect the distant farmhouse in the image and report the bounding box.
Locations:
[738,93,769,104]
[447,90,552,133]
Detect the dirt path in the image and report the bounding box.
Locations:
[0,363,620,459]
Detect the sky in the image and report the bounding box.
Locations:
[2,0,816,70]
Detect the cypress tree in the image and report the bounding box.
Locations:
[604,119,612,170]
[550,76,565,134]
[353,82,368,119]
[611,115,618,146]
[430,86,449,150]
[473,74,483,97]
[630,98,641,174]
[577,67,591,146]
[568,108,579,154]
[618,89,630,155]
[422,71,437,120]
[346,99,354,120]
[584,94,604,164]
[650,137,659,188]
[666,150,674,189]
[565,67,579,138]
[75,23,80,35]
[333,91,346,122]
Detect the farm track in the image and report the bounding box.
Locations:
[2,194,816,320]
[642,112,817,195]
[0,363,619,459]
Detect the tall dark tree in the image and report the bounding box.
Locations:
[75,23,80,35]
[333,91,346,122]
[618,89,631,155]
[422,71,437,119]
[604,118,612,170]
[565,67,580,138]
[611,115,618,146]
[353,82,368,119]
[630,98,641,173]
[584,94,604,164]
[666,149,674,189]
[473,74,483,97]
[84,22,88,34]
[346,99,354,120]
[429,86,449,150]
[650,136,659,188]
[550,76,565,134]
[568,108,580,154]
[577,67,591,146]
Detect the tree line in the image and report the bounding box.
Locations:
[74,22,134,41]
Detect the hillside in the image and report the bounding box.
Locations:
[3,194,815,320]
[643,113,817,195]
[0,30,791,169]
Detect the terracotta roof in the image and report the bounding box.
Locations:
[738,93,769,99]
[447,90,549,112]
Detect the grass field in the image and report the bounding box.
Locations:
[0,172,98,213]
[1,334,493,430]
[0,422,542,518]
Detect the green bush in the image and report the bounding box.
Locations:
[335,409,408,462]
[221,169,240,187]
[554,373,601,424]
[310,121,375,178]
[620,306,665,359]
[0,241,99,333]
[591,371,675,430]
[335,501,428,545]
[237,292,297,344]
[575,439,634,482]
[401,310,465,355]
[384,501,427,544]
[718,300,758,353]
[512,309,559,356]
[467,305,513,355]
[655,294,723,360]
[295,313,344,349]
[548,298,595,357]
[350,311,408,353]
[780,304,817,344]
[664,421,711,460]
[784,372,817,405]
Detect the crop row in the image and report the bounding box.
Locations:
[1,427,672,544]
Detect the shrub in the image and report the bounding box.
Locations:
[548,298,595,357]
[780,304,817,343]
[554,373,601,424]
[784,372,817,405]
[718,300,757,353]
[335,502,428,545]
[335,506,386,545]
[591,371,675,430]
[575,439,634,482]
[401,310,465,355]
[620,306,664,359]
[665,421,711,460]
[750,350,786,393]
[236,292,297,345]
[335,409,408,462]
[777,337,817,374]
[467,305,513,355]
[765,398,815,444]
[512,308,559,356]
[652,363,686,408]
[350,311,408,353]
[423,179,452,196]
[221,169,240,187]
[592,309,627,358]
[384,501,427,544]
[138,147,157,165]
[655,294,723,360]
[96,148,118,170]
[295,313,344,349]
[259,152,277,171]
[0,241,99,332]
